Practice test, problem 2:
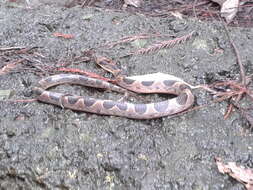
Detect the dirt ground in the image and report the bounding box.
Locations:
[0,1,253,190]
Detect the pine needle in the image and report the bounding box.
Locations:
[133,31,196,55]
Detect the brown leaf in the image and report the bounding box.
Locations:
[221,0,239,23]
[123,0,142,8]
[0,59,24,75]
[215,157,253,190]
[210,0,239,23]
[211,0,227,6]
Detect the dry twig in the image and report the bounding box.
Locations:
[0,47,26,51]
[0,59,25,75]
[223,21,246,86]
[219,19,248,118]
[99,33,172,49]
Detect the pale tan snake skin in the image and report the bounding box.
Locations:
[33,59,194,119]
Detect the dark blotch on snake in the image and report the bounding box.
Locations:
[116,102,127,111]
[59,74,73,78]
[163,80,177,86]
[98,60,108,66]
[176,93,188,105]
[154,101,169,112]
[79,76,89,82]
[179,84,190,90]
[67,96,79,104]
[95,79,103,86]
[141,81,154,86]
[109,83,118,90]
[123,78,135,85]
[86,79,96,86]
[109,83,115,88]
[44,77,53,83]
[103,101,116,109]
[83,98,96,107]
[108,64,118,71]
[134,104,147,114]
[49,93,60,101]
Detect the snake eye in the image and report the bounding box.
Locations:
[163,80,177,87]
[141,81,154,86]
[176,92,188,105]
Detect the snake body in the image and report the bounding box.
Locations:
[34,60,194,119]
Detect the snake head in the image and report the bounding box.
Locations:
[95,56,122,77]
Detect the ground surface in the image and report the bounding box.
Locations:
[0,1,253,190]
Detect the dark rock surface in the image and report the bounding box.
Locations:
[0,3,252,189]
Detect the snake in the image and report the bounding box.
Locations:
[33,57,195,119]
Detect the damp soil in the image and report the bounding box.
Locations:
[0,2,253,190]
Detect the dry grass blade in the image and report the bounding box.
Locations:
[133,31,196,55]
[0,46,26,51]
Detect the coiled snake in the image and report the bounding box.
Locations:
[33,57,195,119]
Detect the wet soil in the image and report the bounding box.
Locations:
[0,1,253,190]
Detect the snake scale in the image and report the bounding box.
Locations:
[33,57,195,119]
